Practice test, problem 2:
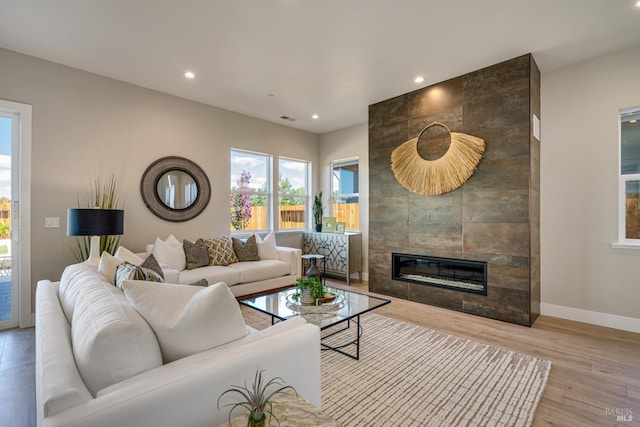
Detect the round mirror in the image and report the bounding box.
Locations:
[140,156,211,222]
[156,170,197,210]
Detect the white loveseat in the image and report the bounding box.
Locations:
[35,263,321,427]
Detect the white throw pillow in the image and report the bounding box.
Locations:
[152,236,186,271]
[255,232,279,260]
[165,234,182,248]
[122,281,248,363]
[97,251,121,284]
[114,246,144,265]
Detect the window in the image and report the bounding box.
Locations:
[278,158,309,230]
[331,159,359,230]
[619,108,640,243]
[230,149,271,232]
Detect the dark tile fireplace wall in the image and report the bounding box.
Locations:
[368,54,540,326]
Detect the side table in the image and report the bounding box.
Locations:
[219,391,342,426]
[301,254,326,284]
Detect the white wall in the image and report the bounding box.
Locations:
[541,45,640,330]
[0,48,318,308]
[318,123,369,281]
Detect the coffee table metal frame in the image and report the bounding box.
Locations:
[239,286,390,360]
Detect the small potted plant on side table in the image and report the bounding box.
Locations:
[217,369,297,427]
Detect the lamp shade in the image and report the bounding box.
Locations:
[67,208,124,236]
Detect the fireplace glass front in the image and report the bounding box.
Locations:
[392,253,487,295]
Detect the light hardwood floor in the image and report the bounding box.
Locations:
[326,279,640,427]
[1,279,638,427]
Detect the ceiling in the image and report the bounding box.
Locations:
[1,1,640,135]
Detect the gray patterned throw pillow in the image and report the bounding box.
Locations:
[183,239,210,270]
[115,258,165,290]
[232,235,260,262]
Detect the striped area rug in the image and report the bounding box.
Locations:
[241,308,551,427]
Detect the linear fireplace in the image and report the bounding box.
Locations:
[392,253,487,295]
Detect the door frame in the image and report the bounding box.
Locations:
[0,99,32,328]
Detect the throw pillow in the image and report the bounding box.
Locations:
[99,248,149,285]
[165,234,182,248]
[187,278,209,287]
[114,258,165,290]
[204,236,239,266]
[121,281,249,363]
[183,239,210,270]
[114,246,144,265]
[232,235,260,262]
[97,251,122,285]
[255,232,278,260]
[140,253,165,281]
[152,236,186,271]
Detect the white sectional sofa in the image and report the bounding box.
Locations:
[141,234,302,297]
[159,246,301,296]
[35,263,321,427]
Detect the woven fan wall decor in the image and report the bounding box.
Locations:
[391,122,485,195]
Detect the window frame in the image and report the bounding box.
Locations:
[277,156,310,231]
[230,148,272,233]
[331,157,360,231]
[616,107,640,247]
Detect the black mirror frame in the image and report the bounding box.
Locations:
[140,156,211,222]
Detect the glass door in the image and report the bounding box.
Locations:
[0,114,17,329]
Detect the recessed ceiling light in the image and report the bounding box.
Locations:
[312,114,319,120]
[414,76,425,83]
[636,0,640,7]
[184,71,195,79]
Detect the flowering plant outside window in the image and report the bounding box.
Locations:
[231,171,253,230]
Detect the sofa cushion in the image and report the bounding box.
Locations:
[152,236,186,271]
[183,239,210,270]
[204,236,239,266]
[36,280,93,417]
[70,270,163,396]
[256,232,278,260]
[59,263,109,323]
[227,260,291,283]
[122,281,249,363]
[232,235,260,262]
[178,265,240,286]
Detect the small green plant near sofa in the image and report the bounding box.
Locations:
[217,368,297,427]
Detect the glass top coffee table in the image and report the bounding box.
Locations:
[239,286,390,360]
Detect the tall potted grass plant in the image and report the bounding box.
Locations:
[71,174,122,262]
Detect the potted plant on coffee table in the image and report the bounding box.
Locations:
[295,276,325,305]
[217,368,297,427]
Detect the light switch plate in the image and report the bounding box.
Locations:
[45,217,60,228]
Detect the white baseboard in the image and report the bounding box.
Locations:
[540,303,640,334]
